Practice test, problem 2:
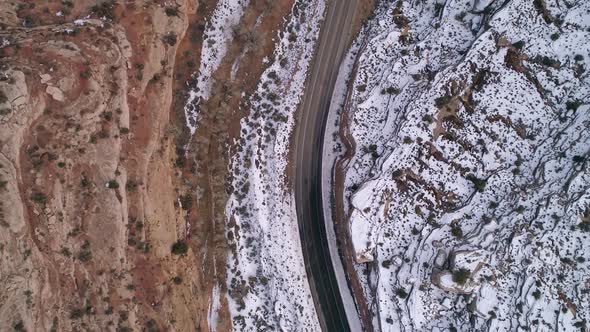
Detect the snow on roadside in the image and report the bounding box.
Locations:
[322,38,364,331]
[184,0,249,135]
[224,1,325,330]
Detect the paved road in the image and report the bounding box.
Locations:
[294,0,359,331]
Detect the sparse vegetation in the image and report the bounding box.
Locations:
[466,174,487,192]
[451,225,463,238]
[70,307,84,319]
[125,179,138,191]
[80,69,91,79]
[13,320,25,331]
[30,192,48,203]
[573,155,585,163]
[566,100,583,112]
[435,95,451,108]
[452,268,471,285]
[165,7,178,16]
[172,276,183,284]
[0,90,7,104]
[395,288,408,299]
[106,180,119,189]
[90,1,116,20]
[512,40,525,49]
[77,240,92,262]
[163,33,177,46]
[171,240,188,255]
[382,260,392,269]
[179,194,192,210]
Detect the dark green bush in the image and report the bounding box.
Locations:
[106,180,119,189]
[31,192,48,203]
[452,268,471,285]
[395,288,408,299]
[171,240,188,255]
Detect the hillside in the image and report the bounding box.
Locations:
[329,0,590,330]
[0,0,312,330]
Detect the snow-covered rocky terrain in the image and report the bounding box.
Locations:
[224,0,325,330]
[331,0,590,330]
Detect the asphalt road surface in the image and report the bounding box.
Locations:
[294,0,359,331]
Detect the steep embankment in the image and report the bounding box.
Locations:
[331,0,590,330]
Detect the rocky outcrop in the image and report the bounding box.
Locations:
[0,1,225,330]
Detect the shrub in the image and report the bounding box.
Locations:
[80,70,91,79]
[90,1,115,20]
[573,155,585,163]
[125,180,138,191]
[466,174,486,192]
[512,41,525,49]
[452,268,471,285]
[395,288,408,299]
[70,308,84,319]
[165,7,178,16]
[163,33,177,46]
[550,33,560,41]
[13,320,25,331]
[539,56,560,68]
[106,180,119,189]
[532,289,541,300]
[31,192,48,203]
[77,241,92,262]
[171,240,188,255]
[435,95,451,108]
[566,100,582,112]
[451,225,463,238]
[384,87,399,94]
[179,194,192,210]
[422,114,433,123]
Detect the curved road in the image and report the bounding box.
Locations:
[294,0,359,331]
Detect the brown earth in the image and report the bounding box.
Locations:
[0,0,209,330]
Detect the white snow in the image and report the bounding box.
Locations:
[333,0,590,330]
[224,1,326,330]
